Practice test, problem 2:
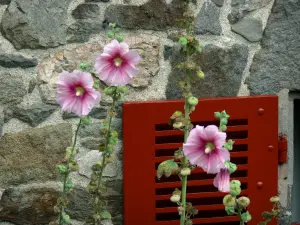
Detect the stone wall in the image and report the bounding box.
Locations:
[0,0,299,224]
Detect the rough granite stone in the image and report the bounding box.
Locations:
[0,73,27,105]
[228,0,273,23]
[72,3,100,19]
[166,44,249,99]
[0,0,10,5]
[0,54,38,68]
[67,20,103,43]
[0,182,121,224]
[246,0,300,95]
[0,123,72,187]
[1,0,71,49]
[63,106,107,120]
[38,34,160,104]
[212,0,224,7]
[195,1,222,35]
[104,0,186,30]
[231,15,263,42]
[86,0,110,2]
[4,103,58,127]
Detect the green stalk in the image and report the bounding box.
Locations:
[59,118,82,225]
[180,99,190,225]
[94,90,117,222]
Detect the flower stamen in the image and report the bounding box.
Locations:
[114,57,123,67]
[75,87,85,96]
[205,142,215,154]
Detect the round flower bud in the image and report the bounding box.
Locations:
[116,35,124,42]
[230,184,241,196]
[179,37,188,46]
[237,196,250,208]
[230,180,241,187]
[180,168,191,176]
[270,196,280,203]
[223,194,236,207]
[173,122,183,129]
[107,32,114,38]
[188,96,198,106]
[197,71,205,79]
[241,211,252,222]
[170,194,181,203]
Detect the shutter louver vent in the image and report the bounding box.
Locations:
[123,96,278,225]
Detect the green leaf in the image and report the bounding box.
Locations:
[82,116,92,125]
[241,211,252,222]
[79,62,89,71]
[156,160,179,179]
[179,37,188,45]
[69,161,80,171]
[214,112,221,118]
[224,142,233,151]
[100,210,112,219]
[262,211,273,219]
[93,80,100,89]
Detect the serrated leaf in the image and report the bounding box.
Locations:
[100,210,112,219]
[214,112,221,118]
[156,160,179,179]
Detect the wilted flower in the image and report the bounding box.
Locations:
[213,167,230,192]
[95,40,141,86]
[183,125,230,174]
[170,194,181,203]
[56,70,101,116]
[270,196,280,203]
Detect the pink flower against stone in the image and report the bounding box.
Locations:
[95,39,141,86]
[213,167,230,192]
[56,70,101,116]
[183,125,230,174]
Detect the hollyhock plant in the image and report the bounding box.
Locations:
[56,70,101,116]
[213,167,230,192]
[95,39,141,86]
[183,125,230,174]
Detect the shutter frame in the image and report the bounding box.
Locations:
[123,96,278,225]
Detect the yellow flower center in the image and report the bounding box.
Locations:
[75,87,85,96]
[114,57,123,67]
[205,142,215,154]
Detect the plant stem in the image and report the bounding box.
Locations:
[94,90,117,221]
[59,118,82,225]
[180,77,191,225]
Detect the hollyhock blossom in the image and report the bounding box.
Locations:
[183,125,230,174]
[56,70,101,116]
[95,39,141,86]
[213,167,230,192]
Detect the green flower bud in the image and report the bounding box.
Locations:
[170,194,181,203]
[225,206,236,215]
[180,168,191,176]
[270,196,280,203]
[81,116,92,125]
[225,161,237,174]
[173,122,183,129]
[93,80,100,89]
[65,180,73,191]
[179,37,188,46]
[230,184,241,196]
[220,125,227,131]
[115,27,121,33]
[231,180,241,187]
[237,196,250,208]
[220,118,228,125]
[79,62,89,71]
[107,32,114,38]
[56,165,67,174]
[223,194,236,207]
[241,211,252,222]
[188,96,198,106]
[197,71,205,79]
[116,35,124,42]
[109,23,116,28]
[118,86,128,93]
[104,87,116,95]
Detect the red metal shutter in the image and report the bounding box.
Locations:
[123,96,278,225]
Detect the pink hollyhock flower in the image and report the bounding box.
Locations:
[95,39,141,86]
[183,125,230,174]
[213,167,230,192]
[56,70,101,116]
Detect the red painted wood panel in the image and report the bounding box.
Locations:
[123,96,278,225]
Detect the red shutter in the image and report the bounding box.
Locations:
[123,96,278,225]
